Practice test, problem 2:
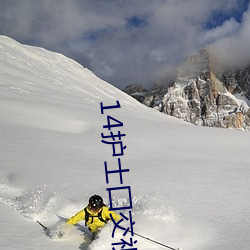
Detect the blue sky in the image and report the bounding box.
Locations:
[205,0,249,28]
[0,0,249,89]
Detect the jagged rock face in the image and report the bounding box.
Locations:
[123,84,147,103]
[217,66,250,99]
[162,74,249,128]
[123,49,250,130]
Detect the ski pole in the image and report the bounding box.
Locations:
[37,220,48,230]
[132,231,181,250]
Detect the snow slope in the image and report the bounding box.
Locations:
[0,35,250,250]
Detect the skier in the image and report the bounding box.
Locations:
[66,194,120,239]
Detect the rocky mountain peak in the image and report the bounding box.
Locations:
[177,48,210,78]
[123,49,250,130]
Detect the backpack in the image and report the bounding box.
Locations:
[84,206,110,226]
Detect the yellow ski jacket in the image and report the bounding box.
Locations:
[67,206,120,233]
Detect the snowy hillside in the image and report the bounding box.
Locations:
[0,36,250,250]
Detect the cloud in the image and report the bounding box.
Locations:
[0,0,249,88]
[200,18,240,45]
[209,4,250,69]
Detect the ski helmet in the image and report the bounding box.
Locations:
[89,195,104,211]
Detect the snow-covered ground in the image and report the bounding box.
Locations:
[0,35,250,250]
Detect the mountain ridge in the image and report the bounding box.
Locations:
[123,49,250,130]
